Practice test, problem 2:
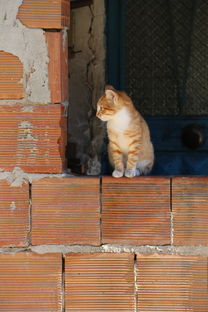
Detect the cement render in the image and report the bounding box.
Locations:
[0,245,208,256]
[0,0,50,104]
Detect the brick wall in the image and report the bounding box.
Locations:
[0,1,208,311]
[0,176,208,311]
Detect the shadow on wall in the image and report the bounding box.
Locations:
[67,0,106,175]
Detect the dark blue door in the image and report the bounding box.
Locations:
[106,0,208,175]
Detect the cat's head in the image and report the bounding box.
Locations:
[96,85,129,121]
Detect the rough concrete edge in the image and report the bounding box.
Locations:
[0,167,73,187]
[0,244,206,256]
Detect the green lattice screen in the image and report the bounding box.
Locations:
[125,0,208,116]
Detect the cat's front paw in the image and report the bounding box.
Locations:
[112,170,124,178]
[125,168,137,178]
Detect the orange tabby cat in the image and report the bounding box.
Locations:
[96,86,154,177]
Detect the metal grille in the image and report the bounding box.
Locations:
[125,0,208,116]
[186,0,208,115]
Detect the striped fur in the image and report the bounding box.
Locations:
[96,86,154,178]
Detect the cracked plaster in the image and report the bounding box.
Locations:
[68,0,105,175]
[0,0,50,104]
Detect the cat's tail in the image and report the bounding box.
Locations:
[136,160,153,175]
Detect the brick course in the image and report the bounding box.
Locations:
[2,175,204,248]
[0,252,207,312]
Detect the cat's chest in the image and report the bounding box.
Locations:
[108,107,131,132]
[107,108,131,153]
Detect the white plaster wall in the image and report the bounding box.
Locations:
[0,0,50,104]
[68,0,106,174]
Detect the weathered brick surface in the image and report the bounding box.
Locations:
[65,253,135,311]
[102,177,171,245]
[0,181,29,247]
[137,254,208,312]
[0,104,67,173]
[172,177,208,245]
[17,0,70,29]
[32,177,100,245]
[0,253,62,312]
[0,51,23,99]
[46,31,69,103]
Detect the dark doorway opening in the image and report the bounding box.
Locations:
[106,0,208,175]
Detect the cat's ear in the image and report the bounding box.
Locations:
[105,85,115,91]
[105,85,118,102]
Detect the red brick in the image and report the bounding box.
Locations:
[65,253,135,311]
[172,177,208,246]
[0,180,29,247]
[0,104,67,173]
[102,177,171,245]
[17,0,70,29]
[46,31,69,104]
[32,177,100,245]
[0,51,23,99]
[137,254,208,312]
[0,253,62,312]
